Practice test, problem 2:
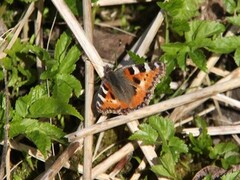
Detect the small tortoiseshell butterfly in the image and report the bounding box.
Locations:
[96,62,166,115]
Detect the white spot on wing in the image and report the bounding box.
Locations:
[98,94,105,102]
[132,65,140,74]
[144,63,151,72]
[140,81,146,87]
[112,100,118,104]
[154,62,159,68]
[96,101,101,107]
[101,85,108,94]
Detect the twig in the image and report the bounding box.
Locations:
[170,67,240,122]
[67,77,240,141]
[92,142,137,178]
[94,0,154,6]
[212,94,240,109]
[35,0,44,77]
[35,141,82,180]
[0,67,10,180]
[182,125,240,136]
[82,0,95,179]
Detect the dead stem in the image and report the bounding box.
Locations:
[67,77,240,141]
[0,67,10,179]
[82,0,95,179]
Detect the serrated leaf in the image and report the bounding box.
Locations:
[227,15,240,26]
[15,85,48,117]
[55,74,82,97]
[188,49,207,72]
[185,20,225,42]
[168,137,188,162]
[223,0,237,14]
[188,38,212,50]
[177,46,188,70]
[209,142,239,159]
[10,118,65,157]
[15,97,30,118]
[151,165,173,179]
[234,48,240,66]
[127,51,145,64]
[55,32,72,63]
[8,68,18,87]
[189,127,212,154]
[161,42,186,55]
[65,0,83,16]
[171,19,190,35]
[207,36,240,54]
[129,124,158,145]
[59,45,81,74]
[221,171,240,180]
[27,130,51,157]
[158,0,204,35]
[52,78,72,103]
[25,44,51,62]
[152,152,176,179]
[149,116,174,140]
[221,154,240,169]
[158,0,199,21]
[29,97,83,120]
[2,57,12,70]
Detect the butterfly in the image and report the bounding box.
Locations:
[95,62,166,115]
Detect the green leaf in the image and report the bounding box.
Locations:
[223,0,237,14]
[168,137,188,162]
[29,97,83,120]
[15,85,48,117]
[127,51,146,64]
[171,19,190,35]
[185,20,225,42]
[221,153,240,169]
[227,15,240,26]
[152,152,177,179]
[52,74,82,103]
[25,44,51,62]
[55,32,72,63]
[189,130,212,154]
[177,46,188,70]
[221,171,240,180]
[188,38,212,50]
[65,0,83,16]
[59,45,81,74]
[151,165,173,179]
[234,48,240,66]
[161,42,186,55]
[188,49,207,72]
[207,36,240,54]
[158,0,203,34]
[195,116,208,129]
[158,0,200,21]
[129,124,158,145]
[209,142,239,159]
[27,130,51,157]
[149,116,175,140]
[52,77,72,103]
[55,74,82,97]
[10,118,65,157]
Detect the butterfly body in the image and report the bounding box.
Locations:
[96,62,166,115]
